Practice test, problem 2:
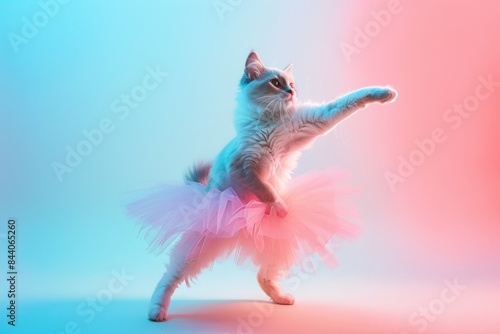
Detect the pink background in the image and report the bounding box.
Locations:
[342,0,500,280]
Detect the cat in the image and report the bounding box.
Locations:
[133,51,396,321]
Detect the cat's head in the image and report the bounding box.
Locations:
[239,51,297,116]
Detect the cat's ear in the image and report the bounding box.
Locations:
[284,63,294,74]
[244,51,265,82]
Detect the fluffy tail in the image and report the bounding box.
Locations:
[184,161,212,185]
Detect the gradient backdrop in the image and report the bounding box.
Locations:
[1,1,499,333]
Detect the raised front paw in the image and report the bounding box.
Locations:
[271,199,289,218]
[148,304,168,322]
[370,87,397,104]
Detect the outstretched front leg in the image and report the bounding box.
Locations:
[291,86,397,143]
[326,86,396,123]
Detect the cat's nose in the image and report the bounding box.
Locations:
[285,88,294,96]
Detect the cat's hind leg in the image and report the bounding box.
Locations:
[148,234,232,321]
[148,233,195,321]
[257,265,295,305]
[148,233,206,321]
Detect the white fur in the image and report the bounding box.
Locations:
[148,51,397,321]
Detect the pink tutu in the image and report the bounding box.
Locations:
[126,168,359,273]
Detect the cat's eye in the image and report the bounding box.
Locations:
[270,78,281,87]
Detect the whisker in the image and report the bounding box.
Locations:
[263,98,277,114]
[273,99,282,123]
[284,101,293,130]
[249,95,272,103]
[254,96,275,127]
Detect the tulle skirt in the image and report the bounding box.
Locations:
[126,168,359,273]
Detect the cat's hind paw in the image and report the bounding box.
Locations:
[271,293,295,305]
[148,304,168,322]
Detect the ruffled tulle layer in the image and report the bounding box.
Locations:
[126,168,359,272]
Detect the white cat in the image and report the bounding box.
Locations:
[127,51,397,321]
